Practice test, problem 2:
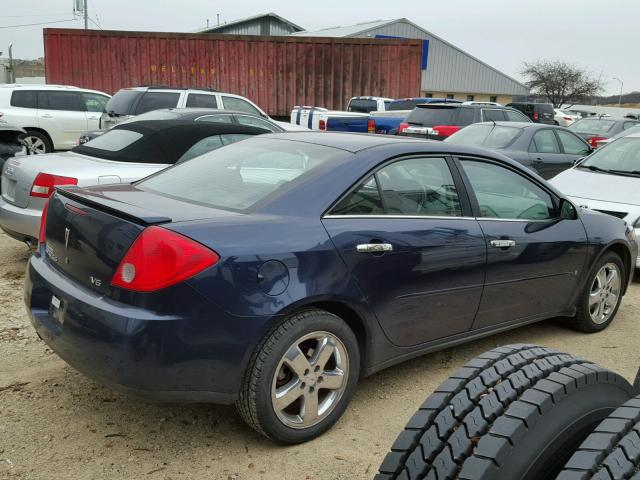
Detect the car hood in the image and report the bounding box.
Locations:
[550,167,640,206]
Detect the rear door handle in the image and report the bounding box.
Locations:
[356,243,393,253]
[490,239,516,248]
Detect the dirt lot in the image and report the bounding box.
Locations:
[1,231,639,480]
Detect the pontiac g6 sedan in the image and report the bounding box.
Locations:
[25,133,637,443]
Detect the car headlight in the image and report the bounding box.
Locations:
[628,225,637,241]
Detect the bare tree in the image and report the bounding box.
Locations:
[521,60,603,107]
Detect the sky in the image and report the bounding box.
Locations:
[1,0,638,95]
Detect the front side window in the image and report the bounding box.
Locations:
[556,130,591,155]
[530,129,560,154]
[461,160,556,220]
[331,157,462,217]
[236,115,281,132]
[38,91,83,111]
[195,114,234,124]
[221,96,261,115]
[10,90,37,108]
[134,92,180,114]
[81,93,109,112]
[505,109,529,122]
[186,93,218,108]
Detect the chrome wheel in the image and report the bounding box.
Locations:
[589,262,621,324]
[22,135,47,154]
[271,331,349,429]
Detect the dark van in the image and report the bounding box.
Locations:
[506,102,556,125]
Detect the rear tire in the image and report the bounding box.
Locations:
[236,309,360,444]
[557,395,640,480]
[570,251,625,333]
[375,344,633,480]
[21,130,52,154]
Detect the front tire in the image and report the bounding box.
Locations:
[236,309,360,444]
[20,131,52,154]
[571,251,625,332]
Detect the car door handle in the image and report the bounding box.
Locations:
[490,239,516,248]
[533,157,544,163]
[87,116,98,120]
[356,243,393,253]
[40,114,53,119]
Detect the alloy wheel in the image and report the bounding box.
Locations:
[589,262,621,324]
[271,331,349,429]
[22,135,47,154]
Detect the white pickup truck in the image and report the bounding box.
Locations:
[290,96,393,130]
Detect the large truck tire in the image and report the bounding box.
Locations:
[556,395,640,480]
[375,344,634,480]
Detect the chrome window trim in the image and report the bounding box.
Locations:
[323,214,557,223]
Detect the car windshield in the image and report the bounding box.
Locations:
[444,124,522,149]
[569,118,616,134]
[138,137,349,212]
[579,137,640,175]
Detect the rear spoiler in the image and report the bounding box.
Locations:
[56,186,172,226]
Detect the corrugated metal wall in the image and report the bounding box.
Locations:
[351,21,529,96]
[43,29,422,116]
[208,18,298,36]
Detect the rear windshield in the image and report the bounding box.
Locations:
[569,119,617,134]
[535,104,555,114]
[104,89,144,115]
[82,129,143,151]
[138,137,348,212]
[444,124,522,149]
[347,99,378,113]
[406,107,469,127]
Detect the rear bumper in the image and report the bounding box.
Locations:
[25,252,274,404]
[0,196,40,242]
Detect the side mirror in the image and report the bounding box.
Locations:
[560,198,578,220]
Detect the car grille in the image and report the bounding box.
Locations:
[594,209,628,219]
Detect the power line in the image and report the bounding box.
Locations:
[0,18,78,29]
[87,17,103,30]
[0,13,70,18]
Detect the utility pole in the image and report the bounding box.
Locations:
[83,0,88,29]
[612,77,623,107]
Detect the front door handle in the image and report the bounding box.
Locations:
[356,243,393,253]
[490,239,516,248]
[40,114,53,119]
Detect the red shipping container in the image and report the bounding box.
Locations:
[43,28,422,116]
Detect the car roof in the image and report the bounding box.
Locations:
[0,83,109,96]
[141,108,262,118]
[111,119,266,133]
[471,121,537,129]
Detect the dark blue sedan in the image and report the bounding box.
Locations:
[25,132,637,444]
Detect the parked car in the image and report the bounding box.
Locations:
[101,86,302,131]
[565,109,596,118]
[568,116,640,148]
[0,120,269,244]
[0,121,27,172]
[551,131,640,268]
[26,132,636,444]
[595,123,640,147]
[445,122,592,179]
[78,107,286,144]
[0,84,110,153]
[554,108,579,127]
[290,96,394,131]
[506,102,556,125]
[345,96,394,113]
[398,103,531,140]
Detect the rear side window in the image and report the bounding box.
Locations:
[10,90,37,108]
[221,96,261,115]
[38,91,83,111]
[482,109,506,121]
[530,130,561,153]
[105,89,144,115]
[236,115,280,132]
[186,93,217,108]
[505,109,529,122]
[135,92,180,115]
[177,135,224,163]
[195,114,234,124]
[348,99,377,113]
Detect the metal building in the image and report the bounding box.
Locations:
[293,18,529,103]
[197,12,304,36]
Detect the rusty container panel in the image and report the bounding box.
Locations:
[43,28,422,116]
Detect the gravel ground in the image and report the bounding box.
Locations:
[1,230,639,480]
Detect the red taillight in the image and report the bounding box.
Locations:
[534,112,539,121]
[432,125,461,138]
[563,116,572,121]
[318,119,326,131]
[398,122,409,134]
[588,136,608,148]
[367,118,376,133]
[111,226,219,292]
[30,173,78,198]
[38,199,50,245]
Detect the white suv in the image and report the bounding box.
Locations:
[101,86,303,131]
[0,84,110,153]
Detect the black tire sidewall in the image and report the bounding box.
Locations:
[575,251,625,332]
[254,311,360,443]
[500,383,631,480]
